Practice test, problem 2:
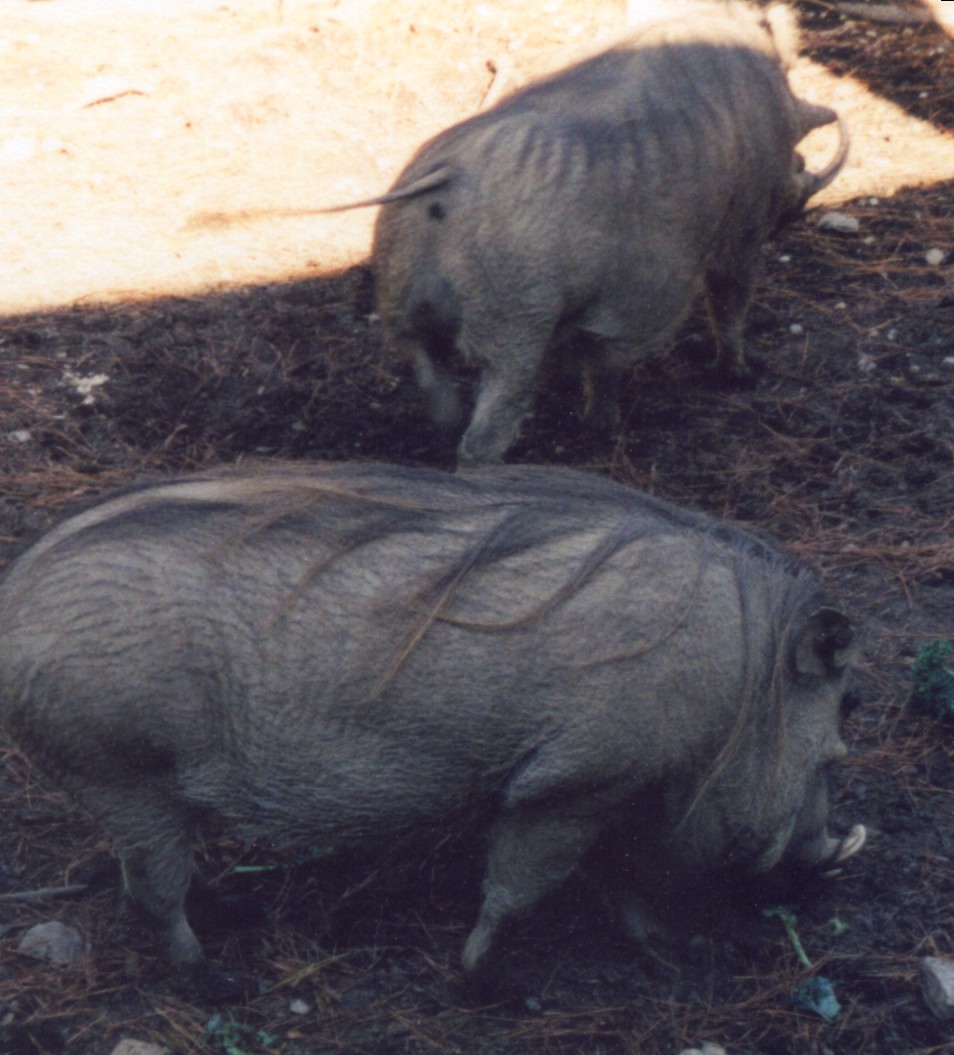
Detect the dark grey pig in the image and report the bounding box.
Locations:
[334,2,848,464]
[0,462,864,989]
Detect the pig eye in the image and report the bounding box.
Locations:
[840,691,861,720]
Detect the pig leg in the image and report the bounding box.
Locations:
[704,262,758,379]
[411,345,463,428]
[115,807,253,1001]
[117,823,200,966]
[461,808,599,977]
[456,332,550,466]
[80,785,203,967]
[453,314,557,468]
[581,357,623,436]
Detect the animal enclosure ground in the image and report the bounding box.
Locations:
[0,1,953,1053]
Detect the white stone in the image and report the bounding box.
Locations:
[679,1044,727,1055]
[63,370,110,405]
[925,248,947,267]
[17,921,86,964]
[921,957,954,1020]
[109,1041,171,1055]
[817,212,860,234]
[289,999,310,1015]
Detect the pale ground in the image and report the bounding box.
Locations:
[1,0,952,313]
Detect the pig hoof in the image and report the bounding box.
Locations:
[458,962,511,1006]
[711,359,758,387]
[186,881,266,930]
[174,960,255,1004]
[832,824,866,865]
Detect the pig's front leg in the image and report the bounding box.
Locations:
[462,807,600,980]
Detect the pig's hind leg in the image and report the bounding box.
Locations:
[461,806,600,982]
[704,259,759,379]
[107,797,199,966]
[98,791,243,998]
[579,335,627,437]
[413,347,463,428]
[456,323,553,466]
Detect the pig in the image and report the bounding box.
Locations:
[0,462,865,993]
[330,1,849,465]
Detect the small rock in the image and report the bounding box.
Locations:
[289,999,310,1015]
[925,248,947,267]
[17,921,86,965]
[817,212,860,234]
[679,1044,727,1055]
[921,957,954,1020]
[942,356,954,370]
[857,354,877,374]
[109,1041,171,1055]
[63,370,110,405]
[6,429,31,444]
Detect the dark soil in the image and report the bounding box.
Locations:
[1,3,953,1054]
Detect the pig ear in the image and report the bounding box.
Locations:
[795,608,856,676]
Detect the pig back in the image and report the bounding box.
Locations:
[0,463,820,850]
[373,11,808,355]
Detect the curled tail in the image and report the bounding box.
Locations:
[320,165,455,213]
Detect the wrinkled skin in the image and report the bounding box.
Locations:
[0,462,864,992]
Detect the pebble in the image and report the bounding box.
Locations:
[921,957,954,1020]
[16,920,86,964]
[925,248,947,266]
[109,1041,171,1055]
[679,1044,727,1055]
[817,212,860,234]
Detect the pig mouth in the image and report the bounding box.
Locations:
[786,821,868,875]
[753,819,867,875]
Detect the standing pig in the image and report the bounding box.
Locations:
[0,462,864,993]
[334,1,848,464]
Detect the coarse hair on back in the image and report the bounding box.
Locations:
[5,462,827,803]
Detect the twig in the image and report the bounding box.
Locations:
[0,883,88,902]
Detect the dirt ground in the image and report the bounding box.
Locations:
[0,1,953,1053]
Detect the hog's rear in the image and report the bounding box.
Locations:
[0,463,863,989]
[367,1,848,464]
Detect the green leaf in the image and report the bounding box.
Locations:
[763,905,812,968]
[829,916,850,937]
[911,639,954,719]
